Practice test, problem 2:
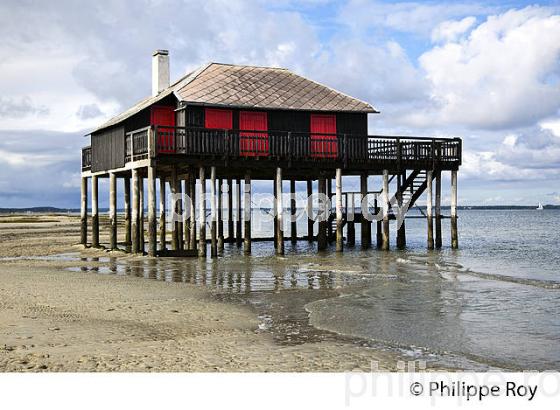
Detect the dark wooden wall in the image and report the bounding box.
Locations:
[91,125,125,172]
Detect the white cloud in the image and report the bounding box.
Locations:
[431,16,476,43]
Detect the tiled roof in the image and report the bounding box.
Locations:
[91,62,376,133]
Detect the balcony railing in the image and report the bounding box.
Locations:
[99,125,460,171]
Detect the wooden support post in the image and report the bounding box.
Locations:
[147,164,157,257]
[275,168,284,255]
[347,192,355,246]
[210,167,217,258]
[184,176,191,249]
[139,176,145,253]
[451,170,458,249]
[317,178,327,251]
[360,173,370,249]
[396,172,406,249]
[235,178,242,247]
[427,170,434,250]
[244,172,251,255]
[199,167,207,257]
[290,179,297,243]
[335,168,343,252]
[273,179,278,248]
[124,176,131,252]
[109,173,117,250]
[91,175,99,248]
[375,194,382,248]
[382,170,390,251]
[326,179,333,241]
[176,177,183,250]
[131,169,140,253]
[227,178,234,242]
[170,168,179,251]
[159,177,166,251]
[217,178,224,252]
[189,174,197,251]
[80,176,88,245]
[307,180,314,241]
[435,171,442,248]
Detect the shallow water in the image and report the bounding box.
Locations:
[59,209,560,371]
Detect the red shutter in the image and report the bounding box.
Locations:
[310,114,337,158]
[151,106,176,153]
[205,108,233,129]
[240,111,268,157]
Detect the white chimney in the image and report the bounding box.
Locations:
[152,49,170,96]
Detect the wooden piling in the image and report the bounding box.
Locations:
[396,172,406,249]
[227,178,233,242]
[382,170,390,250]
[427,170,434,250]
[273,179,278,248]
[131,169,140,253]
[210,167,217,258]
[235,178,242,247]
[91,175,99,248]
[159,177,166,251]
[139,176,145,253]
[80,176,88,245]
[360,173,370,249]
[317,178,327,251]
[307,180,314,241]
[176,177,183,250]
[170,168,179,250]
[347,192,355,246]
[189,173,197,251]
[147,164,157,257]
[217,178,224,252]
[109,173,117,250]
[184,175,191,249]
[290,179,297,244]
[199,166,207,257]
[375,194,382,248]
[335,168,343,252]
[275,168,284,255]
[326,179,333,241]
[435,171,442,248]
[124,176,131,252]
[244,172,251,255]
[451,170,458,249]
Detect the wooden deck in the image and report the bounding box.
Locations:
[81,125,461,175]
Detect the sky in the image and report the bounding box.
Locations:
[0,0,559,207]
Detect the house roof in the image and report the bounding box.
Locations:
[92,62,377,134]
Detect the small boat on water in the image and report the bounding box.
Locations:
[536,202,544,210]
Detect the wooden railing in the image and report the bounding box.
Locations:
[117,125,462,169]
[81,146,92,171]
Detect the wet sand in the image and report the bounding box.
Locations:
[0,214,424,372]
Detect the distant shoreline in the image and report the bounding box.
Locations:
[0,205,559,214]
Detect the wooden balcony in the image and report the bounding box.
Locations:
[83,125,461,173]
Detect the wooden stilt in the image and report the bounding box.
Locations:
[347,192,355,246]
[80,176,88,245]
[139,176,145,253]
[275,168,284,255]
[159,177,166,251]
[382,170,390,250]
[235,178,242,247]
[176,177,183,250]
[273,179,278,248]
[396,172,406,249]
[375,194,382,248]
[184,175,191,249]
[109,173,117,250]
[435,171,442,248]
[147,164,157,257]
[307,180,314,242]
[189,174,197,251]
[131,169,140,253]
[91,175,99,248]
[326,179,333,241]
[170,168,179,251]
[451,170,458,249]
[335,168,343,252]
[199,167,207,257]
[290,179,297,244]
[317,178,327,251]
[217,178,224,252]
[227,178,233,242]
[124,176,131,252]
[427,170,434,250]
[210,167,217,258]
[360,173,370,249]
[244,172,251,255]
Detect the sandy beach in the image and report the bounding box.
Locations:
[0,214,416,372]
